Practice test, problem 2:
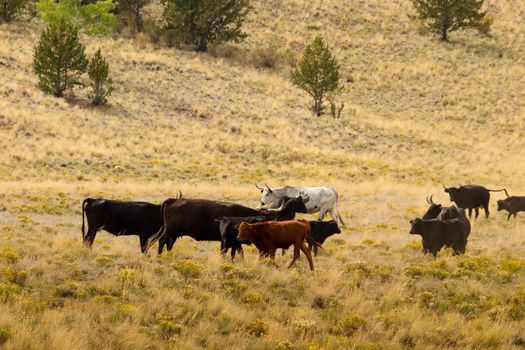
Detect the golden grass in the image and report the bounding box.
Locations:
[1,0,525,348]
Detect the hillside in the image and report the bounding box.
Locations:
[0,0,525,349]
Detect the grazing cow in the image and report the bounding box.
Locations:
[146,198,264,255]
[443,184,508,219]
[236,220,321,270]
[409,218,471,256]
[82,198,162,253]
[216,196,308,260]
[255,183,345,226]
[308,220,341,256]
[497,196,525,220]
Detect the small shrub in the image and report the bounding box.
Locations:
[242,291,263,304]
[291,36,342,117]
[216,312,233,335]
[158,319,183,339]
[291,318,318,339]
[499,258,525,273]
[1,248,19,264]
[0,0,28,22]
[173,259,202,279]
[0,327,12,345]
[87,48,113,105]
[55,281,83,298]
[335,315,367,337]
[477,12,493,36]
[419,291,434,307]
[246,320,268,337]
[33,20,88,97]
[116,303,137,320]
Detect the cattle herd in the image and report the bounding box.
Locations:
[81,183,525,270]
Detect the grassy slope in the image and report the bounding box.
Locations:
[0,0,525,348]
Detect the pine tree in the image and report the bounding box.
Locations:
[33,20,88,97]
[0,0,28,22]
[411,0,486,41]
[162,0,250,52]
[291,36,342,117]
[36,0,117,36]
[87,48,113,105]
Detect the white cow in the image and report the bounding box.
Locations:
[256,184,345,226]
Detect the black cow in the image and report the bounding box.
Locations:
[422,195,466,221]
[147,198,269,255]
[497,196,525,220]
[409,217,471,256]
[216,196,308,260]
[443,185,508,219]
[308,220,340,256]
[82,198,162,253]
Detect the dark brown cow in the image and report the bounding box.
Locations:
[236,220,320,271]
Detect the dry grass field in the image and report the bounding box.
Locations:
[1,0,525,348]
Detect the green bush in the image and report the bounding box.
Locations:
[36,0,117,35]
[33,20,88,97]
[335,316,367,337]
[0,0,28,22]
[162,0,250,52]
[245,320,268,337]
[291,36,342,117]
[88,48,113,105]
[0,327,12,345]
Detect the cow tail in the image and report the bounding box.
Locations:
[82,198,90,239]
[487,188,509,197]
[306,223,322,249]
[145,199,168,252]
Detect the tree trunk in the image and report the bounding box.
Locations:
[135,6,142,33]
[196,35,208,52]
[441,25,448,41]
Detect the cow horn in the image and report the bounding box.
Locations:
[255,183,263,190]
[429,194,435,205]
[425,195,430,204]
[265,183,272,192]
[179,190,183,199]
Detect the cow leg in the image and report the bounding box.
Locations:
[474,208,479,219]
[318,209,326,221]
[301,243,314,271]
[313,245,319,257]
[167,236,177,251]
[288,244,300,269]
[85,227,98,248]
[281,248,286,256]
[468,208,472,218]
[483,204,489,218]
[230,246,236,261]
[157,233,170,255]
[508,213,512,221]
[238,247,244,260]
[139,235,148,254]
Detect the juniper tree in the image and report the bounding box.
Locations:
[118,0,149,33]
[162,0,250,52]
[87,48,113,105]
[291,36,341,117]
[33,20,88,97]
[0,0,28,22]
[411,0,486,41]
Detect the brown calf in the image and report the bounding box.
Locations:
[236,220,320,271]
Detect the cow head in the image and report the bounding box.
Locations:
[422,194,442,219]
[256,183,279,209]
[443,184,461,203]
[236,222,254,242]
[409,218,423,235]
[281,195,308,213]
[497,199,509,211]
